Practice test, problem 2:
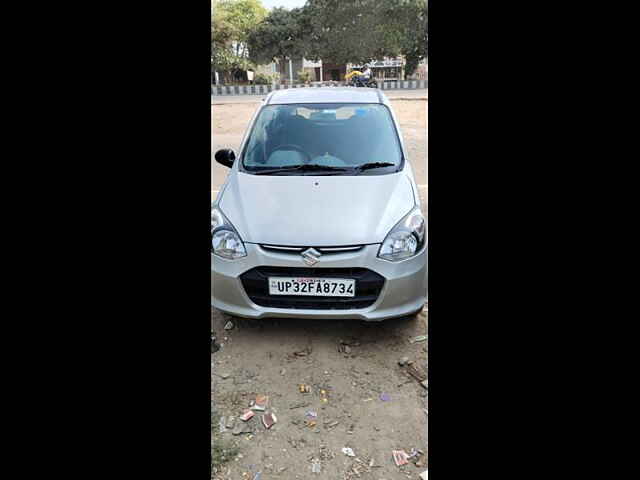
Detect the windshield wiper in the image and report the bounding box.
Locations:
[354,162,397,172]
[252,164,351,175]
[251,162,396,175]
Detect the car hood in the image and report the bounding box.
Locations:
[219,171,415,246]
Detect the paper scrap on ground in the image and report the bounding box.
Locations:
[262,412,277,429]
[240,410,255,421]
[410,335,428,343]
[251,394,268,411]
[342,447,356,457]
[392,449,409,466]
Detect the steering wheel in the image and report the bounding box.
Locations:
[271,144,312,163]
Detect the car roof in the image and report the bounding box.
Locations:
[265,87,388,106]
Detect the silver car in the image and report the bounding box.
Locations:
[212,88,426,321]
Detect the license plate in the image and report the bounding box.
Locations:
[268,277,355,297]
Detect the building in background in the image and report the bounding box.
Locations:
[257,58,344,83]
[349,57,405,82]
[303,58,322,81]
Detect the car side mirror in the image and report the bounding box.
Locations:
[215,149,235,168]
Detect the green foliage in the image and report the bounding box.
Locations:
[245,0,427,79]
[303,0,397,64]
[304,0,426,70]
[212,47,253,75]
[384,0,428,76]
[247,7,307,65]
[216,0,428,83]
[297,70,312,83]
[254,73,274,84]
[212,0,267,78]
[220,0,267,45]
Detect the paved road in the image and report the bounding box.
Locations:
[212,88,427,104]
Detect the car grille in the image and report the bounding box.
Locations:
[239,267,385,310]
[259,245,364,254]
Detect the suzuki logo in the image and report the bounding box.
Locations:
[301,248,321,266]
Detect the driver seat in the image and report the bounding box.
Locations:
[276,114,313,155]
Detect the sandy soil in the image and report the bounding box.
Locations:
[212,311,428,479]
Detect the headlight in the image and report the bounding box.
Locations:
[211,208,225,231]
[211,206,247,259]
[378,207,426,261]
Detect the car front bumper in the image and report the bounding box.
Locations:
[211,244,426,321]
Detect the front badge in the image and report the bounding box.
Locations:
[301,248,321,266]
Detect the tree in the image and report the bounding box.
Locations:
[243,0,427,81]
[212,0,267,83]
[383,0,427,76]
[297,69,312,84]
[302,0,426,76]
[302,0,399,65]
[246,7,307,67]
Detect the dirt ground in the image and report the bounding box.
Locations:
[212,98,428,479]
[212,311,428,479]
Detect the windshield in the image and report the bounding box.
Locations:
[241,103,403,175]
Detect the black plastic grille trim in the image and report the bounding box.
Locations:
[259,245,364,254]
[240,267,385,310]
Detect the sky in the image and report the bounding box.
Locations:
[261,0,307,10]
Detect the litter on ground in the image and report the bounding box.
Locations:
[262,412,277,429]
[225,416,235,429]
[251,394,268,411]
[218,416,227,433]
[342,447,356,457]
[299,384,311,394]
[392,450,409,466]
[240,410,255,421]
